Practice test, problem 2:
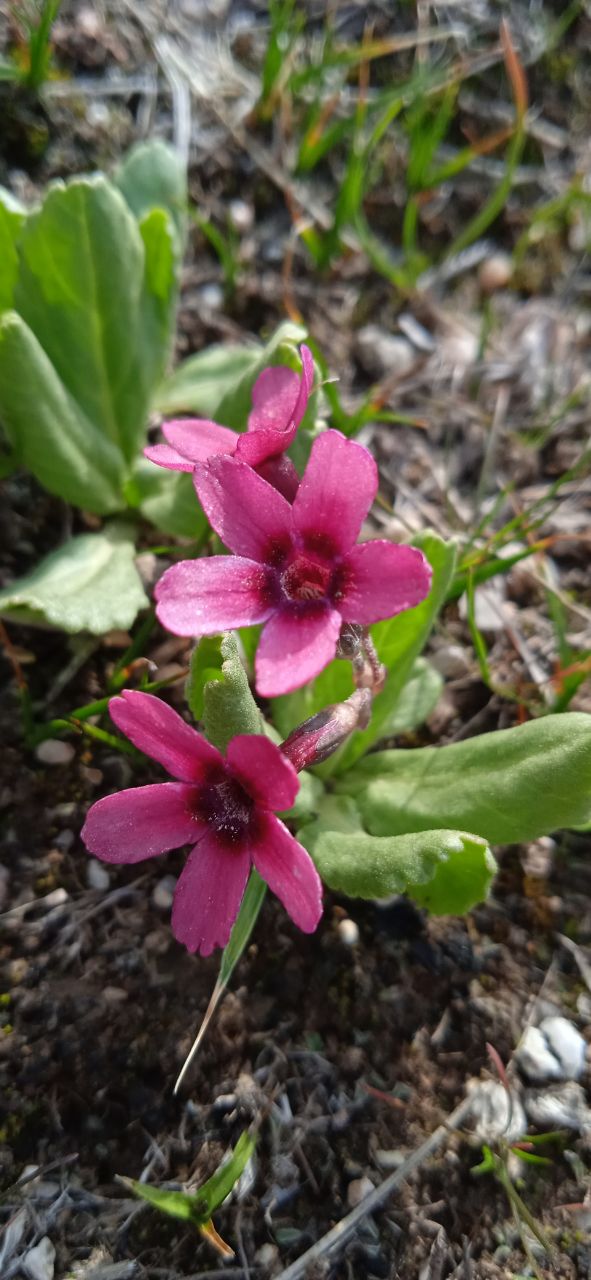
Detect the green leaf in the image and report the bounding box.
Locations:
[0,523,148,634]
[385,657,443,735]
[332,532,457,773]
[129,457,207,539]
[338,713,591,843]
[138,208,178,387]
[153,344,258,418]
[11,176,176,469]
[122,1131,255,1227]
[0,312,125,513]
[194,1130,256,1217]
[174,869,267,1093]
[0,189,25,312]
[186,636,224,721]
[303,823,496,915]
[218,872,267,988]
[215,322,308,430]
[114,139,187,246]
[203,632,262,751]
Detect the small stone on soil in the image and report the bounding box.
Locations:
[86,859,110,891]
[347,1175,375,1207]
[151,875,177,910]
[35,740,75,766]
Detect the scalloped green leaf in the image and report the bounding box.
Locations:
[202,632,263,751]
[0,523,148,634]
[304,825,496,915]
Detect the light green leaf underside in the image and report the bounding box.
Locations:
[304,822,496,916]
[0,523,148,634]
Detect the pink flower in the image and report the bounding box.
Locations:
[155,430,433,697]
[81,691,322,956]
[144,345,314,501]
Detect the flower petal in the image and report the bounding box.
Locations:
[109,689,223,781]
[250,811,323,934]
[292,429,378,555]
[226,735,300,811]
[81,783,203,863]
[163,418,238,463]
[255,455,300,502]
[255,603,341,697]
[194,455,292,561]
[171,834,251,955]
[248,365,301,432]
[238,346,314,467]
[155,556,277,636]
[144,442,194,472]
[339,540,432,623]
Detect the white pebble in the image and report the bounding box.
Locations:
[347,1176,375,1208]
[198,282,224,310]
[86,859,110,891]
[254,1242,279,1268]
[152,875,177,911]
[516,1017,587,1083]
[468,1079,526,1143]
[35,740,75,766]
[337,918,360,947]
[229,198,254,233]
[23,1237,56,1280]
[479,252,513,293]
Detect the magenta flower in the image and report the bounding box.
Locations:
[81,691,322,956]
[144,345,314,501]
[155,430,432,698]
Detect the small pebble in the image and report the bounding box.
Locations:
[516,1016,586,1082]
[525,1082,591,1134]
[347,1176,375,1208]
[338,917,360,947]
[254,1243,279,1269]
[23,1236,56,1280]
[152,875,177,911]
[468,1079,526,1143]
[103,986,128,1005]
[229,198,254,233]
[198,282,224,310]
[430,644,471,679]
[54,829,75,852]
[356,325,416,379]
[374,1148,407,1170]
[479,252,513,293]
[86,860,110,891]
[35,740,75,766]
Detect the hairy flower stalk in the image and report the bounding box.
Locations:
[81,691,322,956]
[281,689,372,772]
[156,430,432,697]
[145,345,314,501]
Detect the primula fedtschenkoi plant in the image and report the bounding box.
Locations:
[145,344,314,501]
[155,430,432,697]
[82,691,322,956]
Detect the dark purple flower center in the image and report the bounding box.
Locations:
[280,553,333,603]
[198,772,254,847]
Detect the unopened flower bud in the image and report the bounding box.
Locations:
[280,689,372,772]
